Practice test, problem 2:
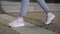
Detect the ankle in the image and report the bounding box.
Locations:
[18,16,24,20]
[47,12,53,14]
[18,16,24,18]
[47,12,54,15]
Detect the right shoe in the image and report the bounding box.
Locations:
[45,13,55,25]
[8,19,25,28]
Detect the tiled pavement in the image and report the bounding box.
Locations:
[0,22,19,34]
[0,12,60,34]
[8,12,60,34]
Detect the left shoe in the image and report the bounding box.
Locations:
[8,18,25,28]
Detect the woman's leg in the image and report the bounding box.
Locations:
[36,0,50,13]
[36,0,55,24]
[8,0,30,27]
[20,0,30,17]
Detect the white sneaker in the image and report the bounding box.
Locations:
[8,19,25,27]
[45,13,55,25]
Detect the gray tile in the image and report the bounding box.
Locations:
[0,14,58,34]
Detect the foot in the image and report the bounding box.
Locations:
[8,18,25,28]
[45,13,55,25]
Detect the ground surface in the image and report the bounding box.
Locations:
[0,11,60,34]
